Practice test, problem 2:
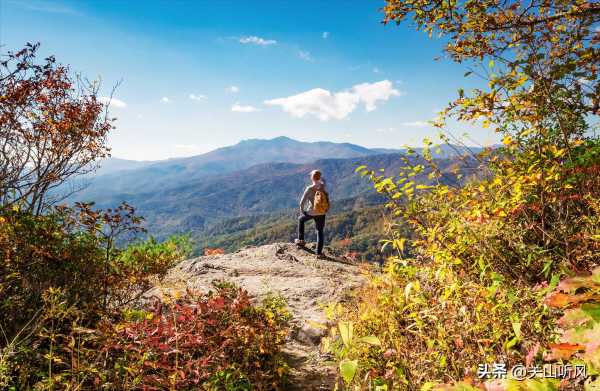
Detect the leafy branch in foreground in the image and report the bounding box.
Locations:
[0,42,112,214]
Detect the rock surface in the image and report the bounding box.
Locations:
[145,243,366,390]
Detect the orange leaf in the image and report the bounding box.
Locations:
[544,292,595,308]
[545,343,584,360]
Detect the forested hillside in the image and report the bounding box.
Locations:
[192,205,394,262]
[74,151,479,256]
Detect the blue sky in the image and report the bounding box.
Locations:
[1,0,498,160]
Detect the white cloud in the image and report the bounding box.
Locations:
[227,85,240,93]
[265,89,357,121]
[189,93,206,101]
[298,50,315,62]
[231,103,260,113]
[322,31,330,39]
[99,96,127,109]
[401,121,429,127]
[239,36,277,45]
[160,97,171,103]
[352,81,401,112]
[264,80,401,121]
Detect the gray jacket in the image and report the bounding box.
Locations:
[299,180,327,216]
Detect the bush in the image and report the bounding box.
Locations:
[0,209,288,390]
[103,284,290,390]
[329,130,599,388]
[109,235,192,307]
[4,284,290,390]
[0,210,104,338]
[0,207,190,334]
[0,208,197,389]
[324,261,557,389]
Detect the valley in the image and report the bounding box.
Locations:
[61,137,482,260]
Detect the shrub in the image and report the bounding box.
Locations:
[109,235,192,307]
[324,261,557,389]
[327,0,600,385]
[103,285,290,390]
[0,208,194,389]
[6,284,290,390]
[0,210,104,338]
[0,43,112,214]
[333,131,599,389]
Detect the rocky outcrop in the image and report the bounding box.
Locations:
[145,243,366,390]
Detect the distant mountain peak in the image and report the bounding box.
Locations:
[238,136,297,145]
[236,136,372,151]
[271,135,295,142]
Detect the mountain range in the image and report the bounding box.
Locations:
[73,136,390,199]
[63,137,485,258]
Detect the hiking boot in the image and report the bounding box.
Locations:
[316,253,327,260]
[294,239,306,246]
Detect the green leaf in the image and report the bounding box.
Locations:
[506,336,519,349]
[339,359,358,384]
[358,335,381,346]
[512,321,522,339]
[582,303,600,322]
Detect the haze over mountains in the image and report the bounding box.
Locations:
[79,136,388,196]
[65,137,485,256]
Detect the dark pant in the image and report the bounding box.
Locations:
[298,213,326,255]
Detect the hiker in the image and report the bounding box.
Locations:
[295,169,329,258]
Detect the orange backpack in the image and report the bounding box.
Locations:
[313,189,330,214]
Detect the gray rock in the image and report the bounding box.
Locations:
[145,242,366,390]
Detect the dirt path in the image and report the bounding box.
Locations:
[145,243,366,390]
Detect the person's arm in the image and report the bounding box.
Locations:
[299,187,309,213]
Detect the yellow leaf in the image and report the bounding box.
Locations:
[339,321,354,349]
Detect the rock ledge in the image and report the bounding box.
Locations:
[146,243,366,390]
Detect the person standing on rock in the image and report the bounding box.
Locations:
[295,169,330,259]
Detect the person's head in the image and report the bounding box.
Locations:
[310,169,322,184]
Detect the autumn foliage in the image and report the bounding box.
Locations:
[327,0,600,389]
[0,44,290,390]
[204,247,226,256]
[104,285,290,390]
[0,42,112,214]
[8,284,290,390]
